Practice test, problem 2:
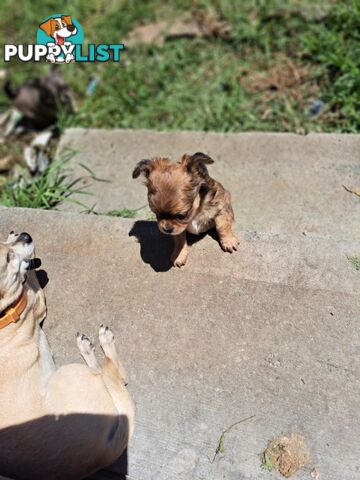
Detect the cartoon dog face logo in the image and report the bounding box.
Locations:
[39,16,77,46]
[38,15,78,63]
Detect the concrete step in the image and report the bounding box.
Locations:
[0,206,359,480]
[57,129,360,241]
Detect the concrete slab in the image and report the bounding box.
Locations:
[57,129,360,241]
[0,207,359,480]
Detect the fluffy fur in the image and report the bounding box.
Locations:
[133,152,239,267]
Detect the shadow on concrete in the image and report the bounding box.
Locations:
[30,258,49,289]
[129,221,173,272]
[129,221,211,272]
[36,269,49,290]
[0,413,129,480]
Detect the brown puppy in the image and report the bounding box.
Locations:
[133,152,239,267]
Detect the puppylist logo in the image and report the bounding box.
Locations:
[4,14,124,63]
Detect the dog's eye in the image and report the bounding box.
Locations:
[55,24,60,30]
[62,22,66,27]
[176,213,188,221]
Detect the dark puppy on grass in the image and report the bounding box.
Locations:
[132,152,239,267]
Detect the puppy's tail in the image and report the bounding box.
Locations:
[4,80,17,100]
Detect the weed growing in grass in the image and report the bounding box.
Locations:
[301,2,360,131]
[0,1,358,133]
[0,151,91,210]
[348,256,360,271]
[105,207,143,218]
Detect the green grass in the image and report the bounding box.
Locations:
[348,256,360,271]
[0,0,359,133]
[105,206,146,218]
[0,152,91,209]
[212,415,255,463]
[260,451,275,472]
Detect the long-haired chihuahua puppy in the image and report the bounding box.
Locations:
[132,152,239,267]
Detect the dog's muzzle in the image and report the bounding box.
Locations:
[16,232,33,245]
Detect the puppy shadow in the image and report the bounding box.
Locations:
[129,221,216,272]
[129,221,173,272]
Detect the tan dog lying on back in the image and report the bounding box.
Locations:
[0,232,134,479]
[133,152,239,267]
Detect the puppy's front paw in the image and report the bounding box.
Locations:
[171,249,188,268]
[220,235,239,253]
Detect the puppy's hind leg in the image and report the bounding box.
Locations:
[76,332,100,372]
[99,325,128,385]
[98,325,135,444]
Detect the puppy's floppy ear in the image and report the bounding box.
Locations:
[182,152,214,178]
[190,152,214,165]
[61,15,72,26]
[132,159,153,179]
[39,18,56,36]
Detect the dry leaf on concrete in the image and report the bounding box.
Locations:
[263,433,311,478]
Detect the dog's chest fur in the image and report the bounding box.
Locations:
[186,182,223,235]
[187,213,215,234]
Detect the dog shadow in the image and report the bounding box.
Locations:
[0,413,129,479]
[86,447,128,480]
[129,221,173,272]
[129,221,217,272]
[30,258,49,289]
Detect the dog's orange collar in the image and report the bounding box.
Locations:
[0,292,27,330]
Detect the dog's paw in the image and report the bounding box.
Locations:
[76,332,100,370]
[220,235,239,253]
[76,332,95,356]
[171,249,188,268]
[99,324,115,347]
[99,325,128,384]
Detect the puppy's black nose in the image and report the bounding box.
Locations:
[18,232,32,244]
[163,226,174,234]
[67,24,75,32]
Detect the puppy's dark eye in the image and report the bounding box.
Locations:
[176,213,188,221]
[55,24,60,30]
[62,22,66,27]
